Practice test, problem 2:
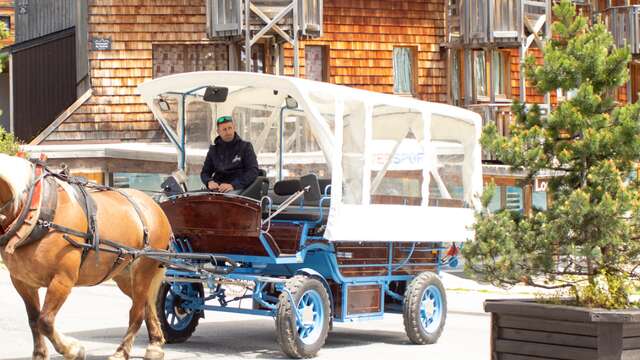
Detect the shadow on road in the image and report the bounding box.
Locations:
[2,319,411,360]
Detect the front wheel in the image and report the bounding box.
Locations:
[403,271,447,344]
[156,281,204,344]
[275,276,331,358]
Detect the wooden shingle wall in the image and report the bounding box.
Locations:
[45,0,213,143]
[0,0,14,48]
[45,0,449,143]
[284,0,447,102]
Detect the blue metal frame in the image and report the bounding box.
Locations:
[163,192,452,323]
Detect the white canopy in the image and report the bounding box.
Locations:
[138,71,483,242]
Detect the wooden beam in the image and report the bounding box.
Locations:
[29,88,93,145]
[249,3,293,46]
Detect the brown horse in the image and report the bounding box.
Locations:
[0,154,171,360]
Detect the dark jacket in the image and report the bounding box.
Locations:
[200,133,259,190]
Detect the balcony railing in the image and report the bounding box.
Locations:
[604,6,640,54]
[207,0,323,39]
[447,0,553,47]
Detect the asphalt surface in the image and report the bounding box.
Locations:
[0,269,496,360]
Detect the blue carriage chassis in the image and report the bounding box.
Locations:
[164,194,451,323]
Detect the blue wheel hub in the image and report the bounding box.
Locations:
[295,289,324,345]
[420,285,443,333]
[164,283,199,331]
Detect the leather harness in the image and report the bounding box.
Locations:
[0,160,151,284]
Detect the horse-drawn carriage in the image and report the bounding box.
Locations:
[137,71,482,358]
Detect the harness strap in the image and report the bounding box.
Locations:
[0,166,42,246]
[76,184,100,261]
[113,189,150,248]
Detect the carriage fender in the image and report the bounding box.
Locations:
[294,269,335,314]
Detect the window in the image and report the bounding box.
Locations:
[472,50,510,100]
[451,50,461,105]
[0,16,9,32]
[305,45,329,82]
[393,47,416,95]
[492,51,509,97]
[153,44,229,78]
[370,105,424,206]
[473,51,487,98]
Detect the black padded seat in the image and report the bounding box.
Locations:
[239,169,269,200]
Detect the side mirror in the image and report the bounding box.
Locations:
[203,86,229,103]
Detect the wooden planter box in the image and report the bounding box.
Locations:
[485,299,640,360]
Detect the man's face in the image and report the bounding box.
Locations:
[217,121,235,142]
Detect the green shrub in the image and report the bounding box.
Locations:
[0,124,20,156]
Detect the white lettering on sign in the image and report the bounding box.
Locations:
[92,37,112,51]
[534,178,549,192]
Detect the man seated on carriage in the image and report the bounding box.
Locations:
[200,115,259,195]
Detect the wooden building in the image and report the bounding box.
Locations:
[0,0,14,131]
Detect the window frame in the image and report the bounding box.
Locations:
[392,46,418,96]
[304,44,330,82]
[471,49,511,101]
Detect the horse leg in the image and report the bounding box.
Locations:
[10,276,49,360]
[38,275,85,360]
[109,259,165,360]
[142,267,165,360]
[113,266,165,360]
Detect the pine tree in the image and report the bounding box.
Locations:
[462,0,640,308]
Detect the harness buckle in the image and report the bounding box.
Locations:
[39,220,52,228]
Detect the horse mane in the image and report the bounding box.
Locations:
[0,154,33,212]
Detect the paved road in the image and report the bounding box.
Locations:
[0,270,492,360]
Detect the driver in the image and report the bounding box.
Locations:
[200,115,259,194]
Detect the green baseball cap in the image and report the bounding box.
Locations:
[216,115,233,124]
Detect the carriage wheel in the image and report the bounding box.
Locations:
[156,281,204,344]
[276,276,331,358]
[403,271,447,345]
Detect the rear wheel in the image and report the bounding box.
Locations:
[276,276,331,358]
[156,281,204,343]
[403,272,447,344]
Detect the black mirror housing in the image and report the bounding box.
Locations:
[203,86,229,102]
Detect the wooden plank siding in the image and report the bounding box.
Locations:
[14,0,76,43]
[0,0,14,48]
[42,0,449,143]
[12,30,77,142]
[45,0,212,143]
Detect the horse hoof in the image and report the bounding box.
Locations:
[65,344,85,360]
[144,345,164,360]
[32,350,49,360]
[108,353,127,360]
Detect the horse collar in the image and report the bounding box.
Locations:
[0,162,49,250]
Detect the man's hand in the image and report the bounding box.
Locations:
[207,181,219,191]
[218,183,234,193]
